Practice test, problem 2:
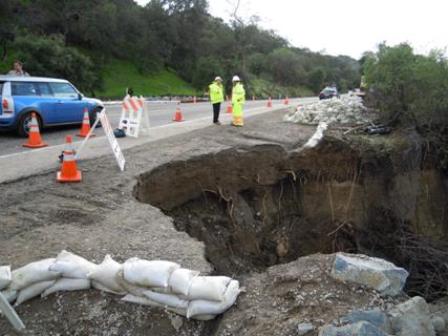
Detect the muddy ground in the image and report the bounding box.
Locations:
[1,108,447,335]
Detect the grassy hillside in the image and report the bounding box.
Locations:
[97,59,197,99]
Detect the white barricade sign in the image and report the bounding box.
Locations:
[100,111,126,171]
[118,95,150,138]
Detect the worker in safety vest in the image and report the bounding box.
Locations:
[231,75,245,127]
[208,76,224,125]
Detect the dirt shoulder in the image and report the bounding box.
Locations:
[0,109,318,335]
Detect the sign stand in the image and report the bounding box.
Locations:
[118,95,150,138]
[75,109,126,171]
[0,292,26,332]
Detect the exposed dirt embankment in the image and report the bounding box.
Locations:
[134,129,448,300]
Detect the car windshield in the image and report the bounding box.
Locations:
[323,88,336,94]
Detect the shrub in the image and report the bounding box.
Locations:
[13,34,99,94]
[364,43,448,127]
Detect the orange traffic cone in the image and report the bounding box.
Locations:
[284,97,289,105]
[226,103,233,113]
[23,112,47,148]
[173,105,184,122]
[267,97,272,108]
[57,135,82,183]
[77,108,95,138]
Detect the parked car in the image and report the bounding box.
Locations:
[319,87,340,100]
[0,76,103,136]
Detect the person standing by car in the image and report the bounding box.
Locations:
[7,60,30,76]
[231,75,245,127]
[208,76,224,125]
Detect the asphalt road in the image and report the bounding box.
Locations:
[0,99,311,157]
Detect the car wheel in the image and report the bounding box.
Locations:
[17,112,41,137]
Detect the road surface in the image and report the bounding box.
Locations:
[0,99,314,157]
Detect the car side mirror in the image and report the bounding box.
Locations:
[78,93,83,100]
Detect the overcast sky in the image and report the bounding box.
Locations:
[135,0,447,59]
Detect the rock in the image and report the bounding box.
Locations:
[319,321,390,336]
[389,296,436,336]
[431,316,445,332]
[330,253,409,296]
[341,309,391,333]
[284,96,370,125]
[297,322,314,335]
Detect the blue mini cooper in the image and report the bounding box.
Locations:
[0,76,103,136]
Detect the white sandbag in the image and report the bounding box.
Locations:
[187,280,240,318]
[1,289,18,303]
[15,280,55,306]
[41,278,90,297]
[11,258,60,290]
[187,276,232,302]
[123,258,180,288]
[169,268,200,296]
[49,250,97,279]
[88,255,124,294]
[121,294,163,308]
[115,269,147,297]
[143,290,189,309]
[0,266,11,290]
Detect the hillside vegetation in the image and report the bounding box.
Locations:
[0,0,360,97]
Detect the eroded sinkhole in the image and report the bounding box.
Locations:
[134,144,448,301]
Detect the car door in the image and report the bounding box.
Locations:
[34,82,59,124]
[48,82,86,123]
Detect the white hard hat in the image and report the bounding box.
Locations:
[232,75,240,82]
[214,76,222,82]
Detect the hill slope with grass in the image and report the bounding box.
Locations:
[98,60,197,99]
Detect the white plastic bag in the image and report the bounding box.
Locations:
[123,258,180,288]
[11,258,60,290]
[88,255,124,294]
[121,294,163,308]
[143,290,189,309]
[187,280,240,318]
[49,250,97,279]
[41,278,91,297]
[169,268,199,296]
[15,280,55,306]
[187,276,231,302]
[0,266,11,290]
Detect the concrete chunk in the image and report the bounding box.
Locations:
[389,296,436,336]
[341,309,391,333]
[319,321,390,336]
[330,253,409,296]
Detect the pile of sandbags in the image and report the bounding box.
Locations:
[0,251,240,321]
[284,96,369,125]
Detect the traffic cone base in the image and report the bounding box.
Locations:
[78,133,95,138]
[57,170,82,183]
[23,112,47,148]
[23,142,48,149]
